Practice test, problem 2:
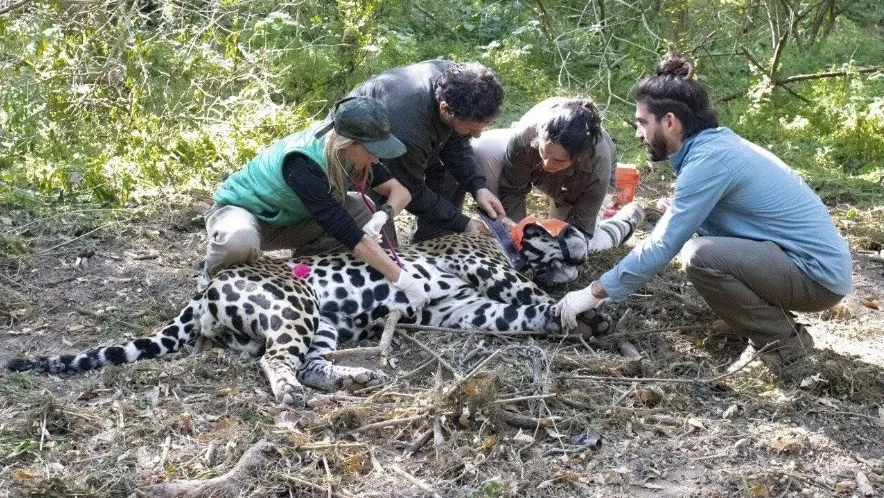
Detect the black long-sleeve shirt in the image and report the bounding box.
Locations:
[346,60,488,233]
[282,152,392,249]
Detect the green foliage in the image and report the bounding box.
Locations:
[1,373,36,399]
[0,232,29,258]
[735,58,884,206]
[0,436,38,464]
[0,0,881,208]
[471,477,504,497]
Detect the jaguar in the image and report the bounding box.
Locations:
[9,207,642,406]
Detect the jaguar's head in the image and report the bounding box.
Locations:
[516,219,590,288]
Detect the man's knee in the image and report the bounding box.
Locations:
[681,237,712,275]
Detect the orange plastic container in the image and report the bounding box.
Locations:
[613,164,640,207]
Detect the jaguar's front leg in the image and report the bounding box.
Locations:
[573,308,612,336]
[536,303,612,337]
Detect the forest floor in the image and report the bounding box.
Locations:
[1,180,882,498]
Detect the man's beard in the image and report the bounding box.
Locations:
[644,132,668,162]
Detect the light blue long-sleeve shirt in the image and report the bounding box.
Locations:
[601,127,852,301]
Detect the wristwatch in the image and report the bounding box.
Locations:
[378,203,394,219]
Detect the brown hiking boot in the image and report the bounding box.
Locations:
[728,325,815,375]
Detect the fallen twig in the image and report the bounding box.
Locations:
[443,350,501,399]
[398,322,706,342]
[805,409,882,422]
[856,470,875,497]
[589,324,708,344]
[642,414,684,426]
[493,393,559,405]
[0,0,34,16]
[399,332,461,377]
[399,323,546,336]
[352,414,428,434]
[321,456,333,497]
[404,427,434,458]
[324,311,402,362]
[612,383,638,407]
[389,463,442,498]
[432,416,444,460]
[293,442,367,451]
[396,358,436,380]
[378,310,402,365]
[496,408,557,429]
[277,474,356,498]
[38,218,129,255]
[140,439,280,498]
[306,393,366,408]
[563,342,776,384]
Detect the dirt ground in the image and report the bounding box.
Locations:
[1,186,882,498]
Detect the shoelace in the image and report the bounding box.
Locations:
[346,168,404,269]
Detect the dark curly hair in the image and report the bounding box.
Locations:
[634,53,719,139]
[434,63,504,121]
[539,99,602,159]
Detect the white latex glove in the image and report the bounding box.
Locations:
[362,211,389,242]
[392,270,431,311]
[554,287,611,331]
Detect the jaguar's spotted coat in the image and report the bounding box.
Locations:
[9,212,640,406]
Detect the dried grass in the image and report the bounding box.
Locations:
[1,197,883,497]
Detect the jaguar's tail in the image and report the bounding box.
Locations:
[7,296,204,374]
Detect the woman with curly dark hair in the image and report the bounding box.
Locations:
[472,97,642,249]
[411,97,643,253]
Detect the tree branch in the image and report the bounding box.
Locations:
[768,28,790,80]
[529,0,557,50]
[141,440,280,498]
[779,66,884,84]
[739,45,769,75]
[0,0,34,16]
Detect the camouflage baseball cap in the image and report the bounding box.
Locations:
[314,97,406,159]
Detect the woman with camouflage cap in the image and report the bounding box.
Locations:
[198,96,429,309]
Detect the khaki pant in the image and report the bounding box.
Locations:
[681,237,843,346]
[201,193,372,279]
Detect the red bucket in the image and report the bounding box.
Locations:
[613,164,640,207]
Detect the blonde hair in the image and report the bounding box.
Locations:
[323,131,358,199]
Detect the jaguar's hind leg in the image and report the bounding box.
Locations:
[297,318,387,392]
[253,305,316,407]
[260,338,309,407]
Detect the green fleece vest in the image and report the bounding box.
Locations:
[213,126,329,226]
